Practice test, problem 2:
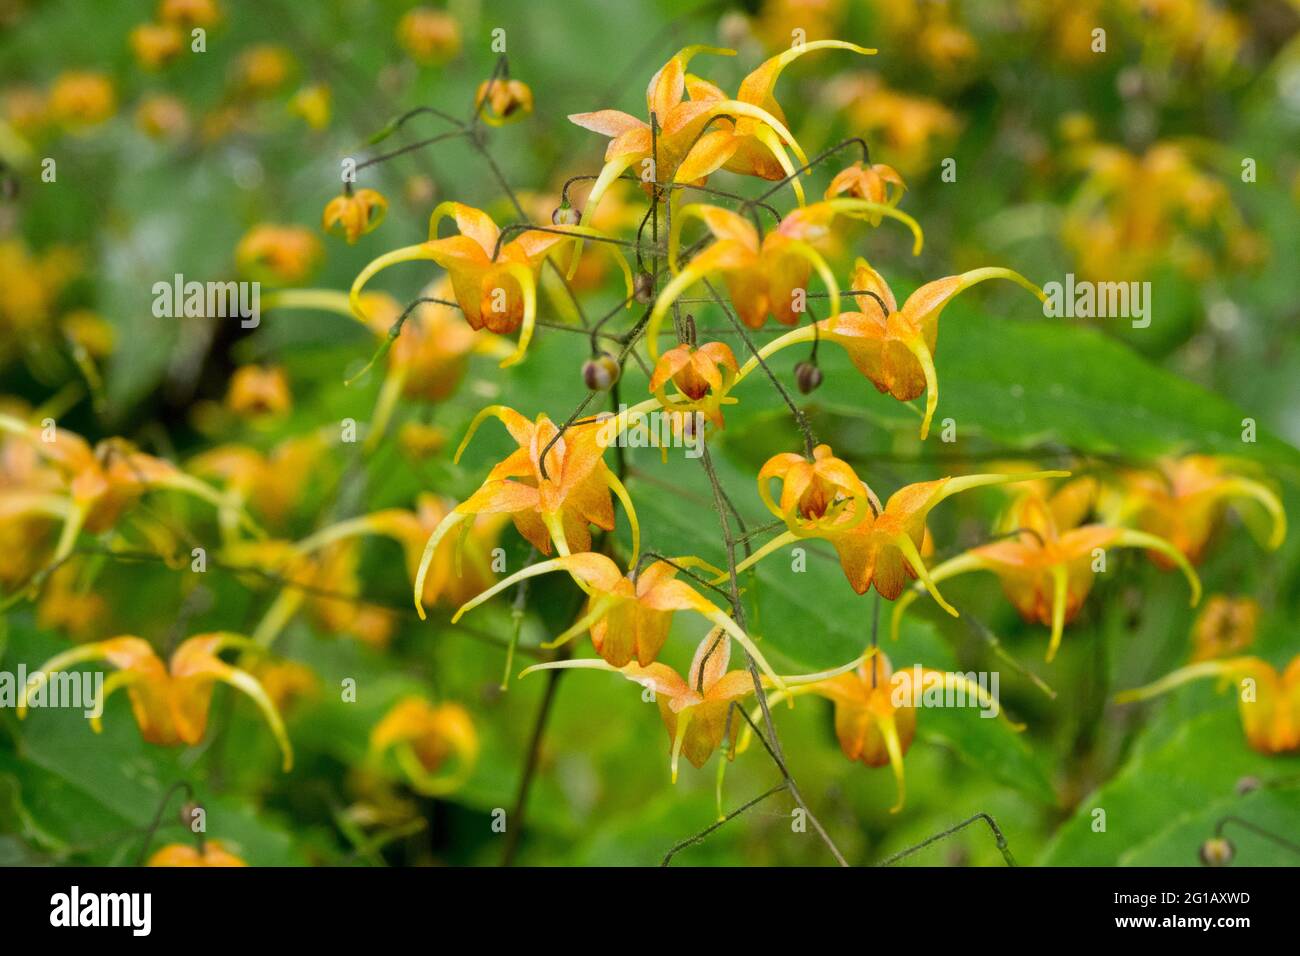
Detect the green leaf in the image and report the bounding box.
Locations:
[1039,707,1300,865]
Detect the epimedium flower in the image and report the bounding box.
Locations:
[129,22,185,71]
[369,697,479,796]
[890,477,1202,661]
[519,627,864,780]
[475,78,534,126]
[745,257,1044,439]
[0,412,257,570]
[47,71,117,129]
[758,442,878,538]
[323,187,388,244]
[159,0,223,29]
[739,649,1014,812]
[1111,455,1286,566]
[648,201,923,358]
[349,201,633,367]
[148,841,247,867]
[823,160,906,209]
[570,41,871,229]
[397,7,461,66]
[225,363,291,419]
[452,552,786,684]
[729,451,1068,611]
[235,224,322,285]
[19,633,293,770]
[288,492,505,613]
[1190,595,1259,663]
[410,405,642,618]
[648,340,739,427]
[1117,655,1300,755]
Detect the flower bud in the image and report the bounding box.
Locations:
[583,353,620,391]
[794,360,823,394]
[552,203,580,226]
[1199,837,1234,867]
[633,271,655,303]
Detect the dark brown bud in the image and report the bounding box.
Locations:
[1199,837,1234,867]
[179,800,202,827]
[582,352,620,391]
[634,271,655,304]
[794,360,823,394]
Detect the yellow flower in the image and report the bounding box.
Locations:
[397,7,461,65]
[729,454,1068,610]
[369,697,478,796]
[648,341,739,428]
[475,78,533,126]
[757,649,1010,812]
[570,41,872,228]
[134,94,190,140]
[1118,655,1300,755]
[225,364,292,419]
[158,0,223,29]
[747,257,1042,439]
[520,629,865,780]
[322,188,387,244]
[234,45,294,95]
[649,200,923,358]
[20,633,293,770]
[1114,455,1286,566]
[148,841,246,867]
[892,477,1201,661]
[350,201,631,367]
[288,83,331,130]
[1190,595,1258,663]
[47,71,117,128]
[129,21,184,70]
[235,224,322,285]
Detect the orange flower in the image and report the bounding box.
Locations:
[570,42,869,229]
[235,224,322,285]
[410,406,639,618]
[520,628,863,780]
[290,492,504,612]
[148,841,246,867]
[650,201,922,356]
[749,257,1043,439]
[234,45,294,95]
[648,341,739,427]
[225,364,291,418]
[1117,655,1300,755]
[453,551,788,684]
[158,0,222,29]
[757,442,877,538]
[350,201,631,367]
[892,478,1200,661]
[824,161,906,207]
[0,413,254,569]
[747,649,1009,811]
[129,22,184,70]
[1190,595,1258,663]
[729,455,1069,609]
[288,83,331,130]
[475,78,533,126]
[47,71,116,128]
[369,697,478,795]
[1114,455,1286,566]
[323,188,387,244]
[397,7,461,65]
[135,94,190,140]
[20,633,293,770]
[187,433,322,529]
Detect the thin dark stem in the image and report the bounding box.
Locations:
[876,812,1018,867]
[660,782,788,866]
